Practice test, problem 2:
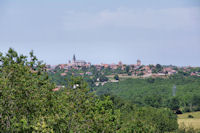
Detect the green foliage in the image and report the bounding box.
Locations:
[50,88,121,132]
[2,48,164,132]
[114,74,119,80]
[0,49,180,132]
[151,64,163,73]
[125,66,130,73]
[0,49,121,132]
[0,48,54,132]
[168,97,180,111]
[106,94,178,132]
[99,75,109,82]
[134,107,178,132]
[95,76,200,113]
[188,115,194,118]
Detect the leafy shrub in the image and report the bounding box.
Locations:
[114,74,119,80]
[188,115,194,118]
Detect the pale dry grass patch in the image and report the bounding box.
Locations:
[178,111,200,129]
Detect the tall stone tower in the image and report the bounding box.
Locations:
[137,59,141,66]
[73,54,76,63]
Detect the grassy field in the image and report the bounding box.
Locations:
[178,111,200,129]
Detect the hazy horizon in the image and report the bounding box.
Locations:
[0,0,200,66]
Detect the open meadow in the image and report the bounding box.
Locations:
[178,111,200,129]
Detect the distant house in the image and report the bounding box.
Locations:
[101,64,109,68]
[52,88,60,91]
[144,66,150,71]
[191,72,196,76]
[59,64,66,69]
[79,73,84,76]
[60,73,66,76]
[118,61,123,66]
[163,67,172,72]
[163,67,177,75]
[86,72,93,75]
[52,86,65,91]
[110,64,118,70]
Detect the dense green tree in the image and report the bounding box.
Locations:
[144,95,163,108]
[125,66,130,73]
[168,97,180,112]
[0,49,121,132]
[0,48,55,132]
[156,64,162,71]
[128,72,132,76]
[99,75,109,82]
[114,74,119,80]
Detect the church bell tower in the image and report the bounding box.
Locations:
[73,54,76,63]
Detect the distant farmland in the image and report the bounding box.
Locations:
[178,111,200,129]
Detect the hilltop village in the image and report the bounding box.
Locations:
[47,55,200,86]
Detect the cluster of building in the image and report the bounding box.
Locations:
[181,66,200,76]
[93,60,141,71]
[68,54,91,67]
[46,55,91,71]
[46,55,200,78]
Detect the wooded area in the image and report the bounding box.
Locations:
[0,49,199,132]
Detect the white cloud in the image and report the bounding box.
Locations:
[62,7,200,31]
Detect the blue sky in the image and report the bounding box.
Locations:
[0,0,200,66]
